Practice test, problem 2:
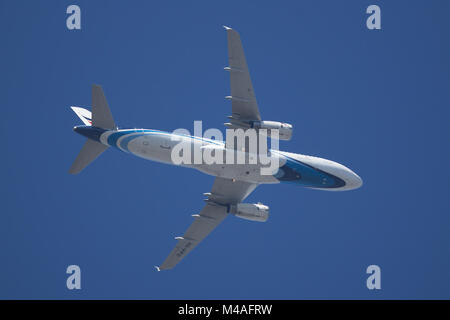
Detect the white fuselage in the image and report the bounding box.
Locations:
[88,128,362,191]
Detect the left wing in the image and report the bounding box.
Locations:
[157,178,258,270]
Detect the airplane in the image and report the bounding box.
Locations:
[69,26,363,270]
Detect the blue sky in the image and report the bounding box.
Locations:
[1,0,449,299]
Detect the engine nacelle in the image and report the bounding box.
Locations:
[229,203,269,222]
[253,121,293,141]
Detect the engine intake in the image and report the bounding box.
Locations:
[252,121,293,141]
[229,203,269,222]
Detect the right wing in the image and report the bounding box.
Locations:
[157,177,258,270]
[224,26,261,122]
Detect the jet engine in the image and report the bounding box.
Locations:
[229,203,269,222]
[252,121,293,141]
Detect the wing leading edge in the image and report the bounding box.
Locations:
[157,178,258,270]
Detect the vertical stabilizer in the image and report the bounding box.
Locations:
[70,106,92,126]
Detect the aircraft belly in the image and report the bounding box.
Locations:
[127,135,173,164]
[196,163,280,184]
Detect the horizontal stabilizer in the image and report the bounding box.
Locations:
[68,139,108,174]
[92,84,116,130]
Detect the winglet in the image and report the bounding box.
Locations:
[154,266,161,272]
[223,25,232,31]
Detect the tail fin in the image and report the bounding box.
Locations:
[69,84,115,174]
[69,139,108,174]
[71,106,92,125]
[92,84,116,130]
[70,85,115,128]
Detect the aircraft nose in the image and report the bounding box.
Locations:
[346,171,363,190]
